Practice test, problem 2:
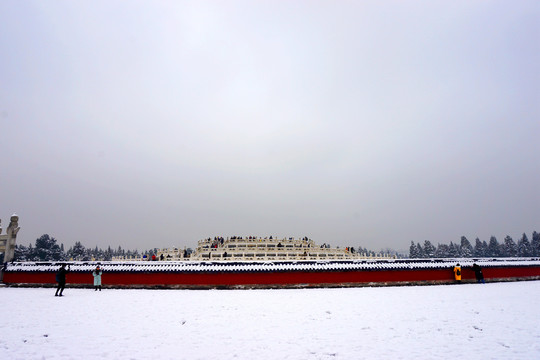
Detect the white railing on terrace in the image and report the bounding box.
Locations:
[192,249,390,260]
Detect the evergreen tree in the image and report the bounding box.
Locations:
[517,233,531,257]
[104,246,113,261]
[80,248,91,261]
[502,235,517,257]
[28,243,34,260]
[409,241,418,258]
[487,236,500,257]
[68,241,86,260]
[89,246,105,260]
[435,243,450,258]
[34,234,63,261]
[460,236,474,257]
[448,242,460,257]
[473,238,486,257]
[14,244,32,261]
[423,240,436,258]
[531,231,540,256]
[416,243,424,258]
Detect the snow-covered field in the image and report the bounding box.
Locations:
[1,281,539,360]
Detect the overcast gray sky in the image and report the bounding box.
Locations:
[1,1,538,252]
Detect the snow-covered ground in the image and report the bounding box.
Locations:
[1,281,539,360]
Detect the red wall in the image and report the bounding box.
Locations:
[4,266,540,288]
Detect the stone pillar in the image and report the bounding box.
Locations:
[4,215,20,262]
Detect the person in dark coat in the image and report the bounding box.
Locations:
[55,264,70,296]
[472,263,485,284]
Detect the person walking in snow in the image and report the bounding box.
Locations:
[55,264,70,296]
[453,263,462,283]
[92,265,103,291]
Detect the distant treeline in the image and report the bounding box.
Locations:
[409,231,540,258]
[10,235,180,262]
[345,245,400,258]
